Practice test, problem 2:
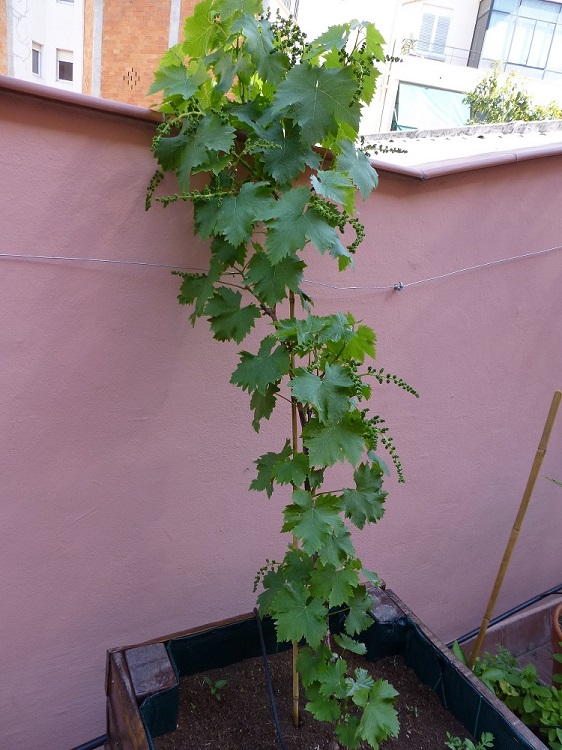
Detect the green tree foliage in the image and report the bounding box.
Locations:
[464,63,562,124]
[147,2,418,747]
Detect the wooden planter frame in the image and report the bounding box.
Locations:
[105,588,547,750]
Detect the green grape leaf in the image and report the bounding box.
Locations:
[290,364,354,425]
[296,645,333,687]
[172,115,236,190]
[157,41,188,68]
[360,68,379,106]
[336,717,362,750]
[214,182,276,247]
[316,657,348,699]
[282,490,344,555]
[303,415,365,468]
[311,170,355,214]
[333,632,367,655]
[358,680,399,745]
[250,384,279,432]
[213,53,238,94]
[345,590,373,636]
[193,196,221,238]
[266,187,345,263]
[336,141,379,200]
[308,24,350,55]
[346,667,375,697]
[219,0,262,19]
[342,462,387,530]
[205,287,260,343]
[317,312,353,344]
[250,441,292,498]
[276,315,330,350]
[261,121,321,186]
[305,691,341,722]
[153,131,187,172]
[210,235,247,267]
[238,15,288,85]
[183,0,225,58]
[283,547,315,586]
[147,60,208,97]
[231,336,291,394]
[272,583,328,647]
[176,257,224,319]
[310,563,359,607]
[229,101,269,137]
[272,64,359,146]
[317,526,355,568]
[368,451,391,477]
[272,451,309,488]
[326,323,376,363]
[363,21,386,59]
[257,566,286,615]
[246,252,305,307]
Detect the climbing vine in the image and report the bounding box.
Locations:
[147,1,418,746]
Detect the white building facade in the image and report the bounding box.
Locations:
[298,0,562,132]
[3,0,562,128]
[5,0,84,92]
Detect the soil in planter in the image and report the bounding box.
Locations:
[154,649,476,750]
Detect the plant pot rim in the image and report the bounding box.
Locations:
[104,587,548,750]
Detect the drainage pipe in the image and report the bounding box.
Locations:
[448,582,562,648]
[253,607,288,750]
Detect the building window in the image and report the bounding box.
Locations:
[417,11,452,59]
[57,50,74,82]
[471,0,562,79]
[392,82,470,130]
[32,44,41,76]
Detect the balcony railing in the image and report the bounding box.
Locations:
[405,42,479,68]
[278,0,299,17]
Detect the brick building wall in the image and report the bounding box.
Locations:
[99,0,170,105]
[98,0,198,107]
[82,0,94,94]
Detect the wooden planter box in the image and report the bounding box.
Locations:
[105,587,547,750]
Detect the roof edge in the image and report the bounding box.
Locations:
[0,75,162,124]
[370,141,562,180]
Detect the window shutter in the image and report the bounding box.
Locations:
[432,15,451,56]
[418,13,435,53]
[58,50,73,63]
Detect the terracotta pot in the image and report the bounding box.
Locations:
[552,602,562,680]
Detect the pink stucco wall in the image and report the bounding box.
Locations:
[1,83,561,749]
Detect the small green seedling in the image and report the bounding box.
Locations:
[202,676,227,702]
[445,731,494,750]
[405,703,419,717]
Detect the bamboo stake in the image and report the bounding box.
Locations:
[468,390,562,668]
[289,291,300,728]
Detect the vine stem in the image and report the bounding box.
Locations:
[289,290,300,729]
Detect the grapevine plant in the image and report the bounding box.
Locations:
[147,1,418,747]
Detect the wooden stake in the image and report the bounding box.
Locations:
[468,390,562,668]
[289,291,300,728]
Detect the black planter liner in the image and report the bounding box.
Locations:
[106,588,546,750]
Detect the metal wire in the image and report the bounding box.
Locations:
[1,242,560,292]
